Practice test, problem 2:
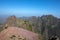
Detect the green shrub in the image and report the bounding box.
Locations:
[10,35,16,40]
[28,24,32,31]
[4,26,8,29]
[12,35,16,37]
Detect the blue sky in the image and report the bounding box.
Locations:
[0,0,60,17]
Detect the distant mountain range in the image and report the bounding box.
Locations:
[0,14,9,24]
[0,15,60,40]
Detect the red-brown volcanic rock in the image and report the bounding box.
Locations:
[0,27,40,40]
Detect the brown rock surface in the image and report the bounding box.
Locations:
[0,27,40,40]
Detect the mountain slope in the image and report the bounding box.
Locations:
[4,15,60,40]
[0,27,42,40]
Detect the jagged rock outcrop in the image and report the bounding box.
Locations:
[5,16,33,31]
[4,15,60,40]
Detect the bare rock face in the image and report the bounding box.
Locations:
[5,16,33,31]
[5,15,16,26]
[0,27,42,40]
[4,15,60,40]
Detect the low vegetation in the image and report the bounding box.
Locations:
[10,35,26,40]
